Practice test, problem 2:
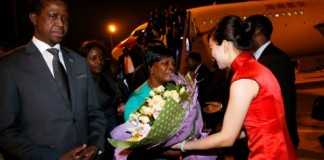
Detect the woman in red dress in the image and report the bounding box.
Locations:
[172,15,297,160]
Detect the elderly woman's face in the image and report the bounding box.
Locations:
[86,47,104,74]
[150,57,175,83]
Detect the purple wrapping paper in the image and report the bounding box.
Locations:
[110,74,217,160]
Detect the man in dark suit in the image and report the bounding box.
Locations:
[246,15,299,148]
[0,0,106,160]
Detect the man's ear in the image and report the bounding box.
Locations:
[29,13,37,26]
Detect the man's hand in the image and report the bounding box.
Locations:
[60,144,87,160]
[78,145,97,160]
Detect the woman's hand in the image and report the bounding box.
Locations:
[171,141,187,152]
[171,143,181,150]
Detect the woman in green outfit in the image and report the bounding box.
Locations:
[123,44,175,121]
[115,43,216,160]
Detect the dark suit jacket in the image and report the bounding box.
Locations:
[93,72,118,133]
[258,43,299,147]
[0,41,106,160]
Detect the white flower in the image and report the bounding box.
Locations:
[139,115,150,124]
[126,83,190,142]
[163,90,180,102]
[152,103,164,119]
[153,104,162,112]
[179,86,186,95]
[130,119,138,126]
[128,126,135,133]
[139,106,154,116]
[147,95,165,108]
[153,85,165,93]
[127,120,152,141]
[152,110,161,119]
[139,123,151,139]
[163,90,171,97]
[149,90,156,97]
[129,112,140,121]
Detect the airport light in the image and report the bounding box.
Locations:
[108,24,117,34]
[106,23,117,49]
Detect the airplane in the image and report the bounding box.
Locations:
[179,0,324,96]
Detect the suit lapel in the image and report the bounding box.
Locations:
[259,43,274,61]
[25,41,54,78]
[25,41,72,110]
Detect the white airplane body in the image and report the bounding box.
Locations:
[181,0,324,96]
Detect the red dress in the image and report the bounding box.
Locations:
[231,53,297,160]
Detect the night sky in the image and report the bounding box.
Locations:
[1,0,244,51]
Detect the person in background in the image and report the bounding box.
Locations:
[0,0,106,159]
[186,52,224,132]
[172,15,297,160]
[246,15,299,148]
[80,40,119,125]
[80,40,120,159]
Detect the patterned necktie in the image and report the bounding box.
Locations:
[47,48,70,101]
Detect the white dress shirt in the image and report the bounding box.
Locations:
[253,41,271,60]
[32,36,67,77]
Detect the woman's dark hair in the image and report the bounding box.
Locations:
[79,40,106,58]
[144,42,173,70]
[209,15,253,50]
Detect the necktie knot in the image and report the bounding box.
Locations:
[47,48,59,57]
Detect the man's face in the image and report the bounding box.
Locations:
[252,29,266,50]
[30,1,69,46]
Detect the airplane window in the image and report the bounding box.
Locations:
[299,10,304,15]
[315,23,324,36]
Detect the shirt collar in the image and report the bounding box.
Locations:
[32,36,61,53]
[231,52,254,72]
[254,41,271,60]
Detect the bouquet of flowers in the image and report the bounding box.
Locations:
[109,83,189,148]
[109,74,217,160]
